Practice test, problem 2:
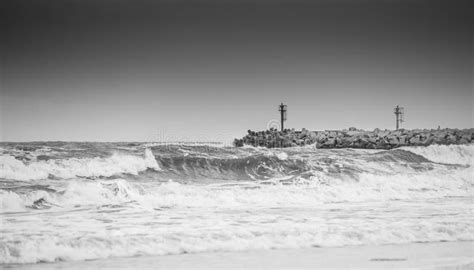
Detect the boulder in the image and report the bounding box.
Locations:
[422,137,435,146]
[379,131,390,138]
[433,136,447,144]
[461,133,471,143]
[365,142,376,149]
[321,138,336,148]
[446,135,457,144]
[388,136,399,145]
[398,135,407,145]
[368,136,377,144]
[409,136,422,145]
[234,128,473,148]
[233,139,244,147]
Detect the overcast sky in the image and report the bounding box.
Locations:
[1,0,472,142]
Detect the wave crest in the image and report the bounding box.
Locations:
[401,144,474,165]
[0,149,160,181]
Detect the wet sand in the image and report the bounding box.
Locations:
[5,241,473,269]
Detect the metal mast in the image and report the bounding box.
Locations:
[394,105,404,130]
[278,103,287,131]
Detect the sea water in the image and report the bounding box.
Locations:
[0,142,472,264]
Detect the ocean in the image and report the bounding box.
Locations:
[0,142,472,265]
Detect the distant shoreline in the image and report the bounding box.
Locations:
[234,128,474,149]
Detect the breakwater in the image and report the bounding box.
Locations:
[233,128,474,149]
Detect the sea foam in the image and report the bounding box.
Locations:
[0,149,159,180]
[1,143,473,264]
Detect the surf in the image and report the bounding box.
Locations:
[1,142,472,264]
[0,148,160,181]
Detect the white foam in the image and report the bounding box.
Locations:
[0,179,142,213]
[1,144,473,264]
[1,224,471,264]
[0,189,52,213]
[1,163,472,263]
[0,190,26,212]
[0,149,160,181]
[2,161,471,213]
[1,184,472,264]
[276,152,288,160]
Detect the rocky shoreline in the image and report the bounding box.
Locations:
[233,128,474,149]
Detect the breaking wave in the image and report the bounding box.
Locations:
[1,143,471,182]
[401,144,474,165]
[1,144,472,213]
[0,142,473,264]
[1,164,471,213]
[0,149,160,181]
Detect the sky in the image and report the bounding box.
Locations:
[1,0,472,142]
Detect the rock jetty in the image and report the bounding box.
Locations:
[233,127,474,149]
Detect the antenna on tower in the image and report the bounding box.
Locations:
[394,105,404,130]
[278,103,287,131]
